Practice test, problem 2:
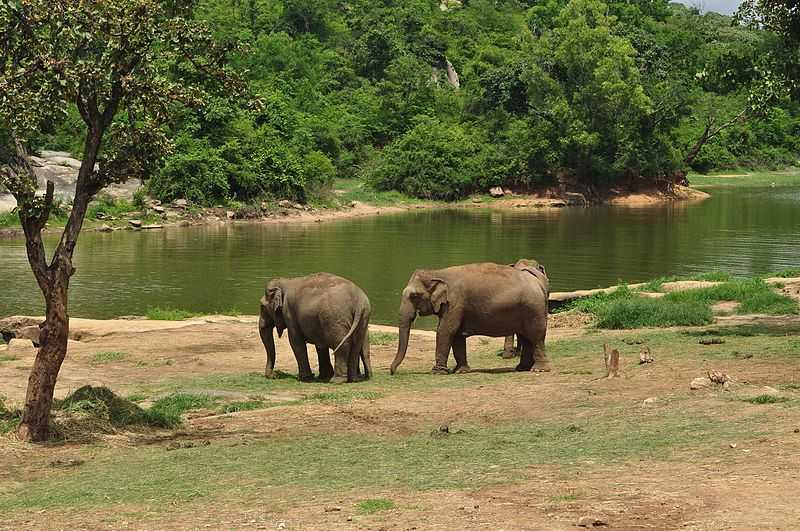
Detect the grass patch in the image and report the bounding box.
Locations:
[358,498,395,514]
[571,286,712,329]
[90,351,129,364]
[145,307,200,321]
[370,332,397,346]
[0,413,764,514]
[332,178,423,207]
[780,383,800,391]
[638,271,732,292]
[87,196,137,220]
[0,354,17,363]
[218,400,266,414]
[766,267,800,279]
[665,278,798,315]
[308,391,383,404]
[147,393,218,427]
[0,396,21,434]
[689,169,800,188]
[743,394,790,405]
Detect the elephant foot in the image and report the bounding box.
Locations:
[453,364,471,374]
[330,375,348,385]
[514,363,533,372]
[317,372,334,382]
[532,362,551,373]
[299,373,316,383]
[431,365,450,375]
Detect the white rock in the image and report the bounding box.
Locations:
[8,338,36,356]
[690,377,713,390]
[171,198,188,209]
[98,224,113,232]
[128,219,142,228]
[642,397,658,407]
[489,186,505,198]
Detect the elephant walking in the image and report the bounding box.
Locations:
[259,273,372,383]
[390,262,549,375]
[502,259,550,359]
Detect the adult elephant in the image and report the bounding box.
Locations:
[389,262,549,375]
[259,273,372,384]
[502,259,550,359]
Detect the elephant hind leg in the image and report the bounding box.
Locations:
[360,327,372,380]
[316,345,333,381]
[515,336,534,372]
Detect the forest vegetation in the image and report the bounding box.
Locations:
[36,0,799,203]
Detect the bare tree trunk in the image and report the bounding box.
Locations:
[13,133,100,442]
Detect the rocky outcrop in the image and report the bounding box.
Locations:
[0,150,141,213]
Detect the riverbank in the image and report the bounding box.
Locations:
[3,300,800,528]
[0,179,711,240]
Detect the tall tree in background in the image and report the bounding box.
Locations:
[0,0,244,442]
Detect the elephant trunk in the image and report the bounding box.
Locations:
[259,303,277,378]
[390,296,416,375]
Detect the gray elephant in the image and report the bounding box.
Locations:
[390,262,549,375]
[502,259,550,359]
[259,273,372,384]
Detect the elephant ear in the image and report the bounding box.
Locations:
[430,278,449,314]
[267,286,287,337]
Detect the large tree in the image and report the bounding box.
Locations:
[0,0,244,442]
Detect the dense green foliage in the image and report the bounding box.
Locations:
[39,0,800,202]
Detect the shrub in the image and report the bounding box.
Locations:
[368,116,480,200]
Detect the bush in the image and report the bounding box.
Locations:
[368,116,481,200]
[148,135,231,204]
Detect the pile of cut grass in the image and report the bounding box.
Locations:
[53,387,218,437]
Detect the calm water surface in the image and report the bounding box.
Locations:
[1,187,799,324]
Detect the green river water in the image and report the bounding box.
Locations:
[1,186,799,324]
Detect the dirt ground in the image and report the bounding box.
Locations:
[2,313,800,530]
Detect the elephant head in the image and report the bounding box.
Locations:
[390,271,448,375]
[511,259,549,295]
[259,282,287,378]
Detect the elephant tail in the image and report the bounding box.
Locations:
[331,307,364,358]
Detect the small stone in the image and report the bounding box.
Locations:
[171,198,188,209]
[707,370,730,384]
[349,200,358,208]
[278,199,293,209]
[98,224,113,232]
[690,377,713,390]
[793,428,799,433]
[128,219,142,228]
[577,515,608,527]
[639,347,654,364]
[153,205,165,214]
[730,443,737,448]
[642,397,658,407]
[347,516,353,522]
[226,211,235,220]
[324,506,342,512]
[699,338,725,345]
[141,224,164,230]
[503,188,514,196]
[489,186,504,198]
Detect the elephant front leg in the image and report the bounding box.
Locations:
[452,334,471,374]
[289,334,315,382]
[316,345,334,382]
[432,319,458,374]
